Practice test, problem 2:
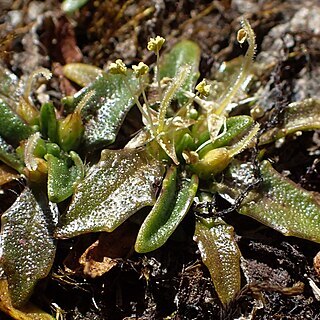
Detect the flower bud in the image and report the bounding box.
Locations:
[132,62,149,77]
[190,148,231,179]
[108,59,127,75]
[147,36,165,52]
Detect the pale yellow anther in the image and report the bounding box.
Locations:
[196,79,210,97]
[132,62,149,77]
[109,59,127,75]
[237,28,247,44]
[147,36,165,52]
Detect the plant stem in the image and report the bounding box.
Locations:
[139,77,156,135]
[123,76,156,137]
[156,51,162,102]
[215,19,256,116]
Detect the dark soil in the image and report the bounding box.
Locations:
[1,0,320,319]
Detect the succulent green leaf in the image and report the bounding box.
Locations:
[55,148,164,238]
[198,115,255,158]
[260,98,320,144]
[135,167,198,253]
[0,280,54,320]
[66,72,140,150]
[241,161,320,242]
[159,40,201,105]
[39,103,58,143]
[61,0,90,13]
[0,187,58,307]
[216,160,320,243]
[57,111,84,152]
[46,152,84,203]
[0,64,22,102]
[175,132,196,159]
[194,218,241,305]
[0,98,33,146]
[0,136,24,173]
[63,63,104,87]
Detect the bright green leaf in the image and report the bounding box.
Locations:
[194,218,241,305]
[55,148,164,238]
[0,98,33,146]
[39,103,58,143]
[0,188,58,307]
[135,167,198,253]
[46,151,84,203]
[197,115,255,158]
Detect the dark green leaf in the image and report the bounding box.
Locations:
[62,0,90,13]
[55,148,164,238]
[39,103,58,143]
[216,160,320,243]
[0,64,22,102]
[198,115,255,158]
[0,280,54,320]
[135,167,198,253]
[0,188,58,307]
[194,218,241,305]
[66,72,140,151]
[46,151,84,203]
[0,98,33,146]
[0,136,24,173]
[160,40,201,105]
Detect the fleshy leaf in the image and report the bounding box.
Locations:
[194,218,241,305]
[62,0,90,13]
[0,136,24,173]
[63,63,104,87]
[159,40,200,105]
[216,160,320,243]
[0,187,58,307]
[65,72,140,150]
[0,280,54,320]
[0,64,22,102]
[135,167,198,253]
[39,103,58,143]
[197,115,255,158]
[0,98,33,146]
[260,98,320,144]
[46,151,84,203]
[55,148,164,238]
